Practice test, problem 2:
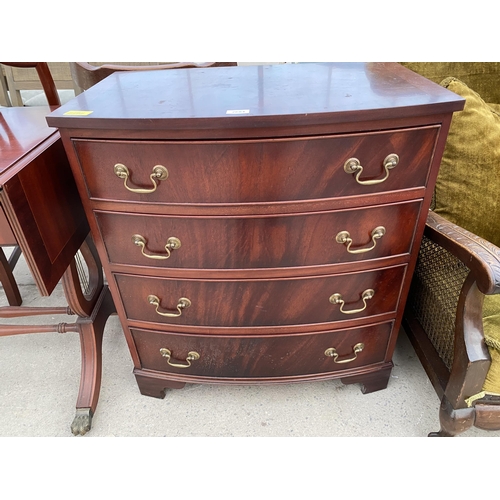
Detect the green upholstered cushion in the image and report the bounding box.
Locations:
[435,76,500,393]
[435,77,500,248]
[401,62,500,104]
[482,295,500,392]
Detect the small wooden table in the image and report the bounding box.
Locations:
[0,105,115,435]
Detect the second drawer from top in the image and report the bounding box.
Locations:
[95,200,422,270]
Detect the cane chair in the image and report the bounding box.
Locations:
[400,62,500,436]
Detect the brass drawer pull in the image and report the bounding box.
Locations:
[148,295,191,317]
[336,226,386,254]
[325,343,364,364]
[114,163,168,194]
[329,289,374,314]
[160,348,200,368]
[344,154,399,185]
[132,234,181,260]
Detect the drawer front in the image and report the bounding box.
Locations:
[96,200,421,269]
[131,321,393,378]
[73,126,438,204]
[115,265,406,327]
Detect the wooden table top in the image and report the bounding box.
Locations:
[47,63,464,133]
[0,104,89,296]
[0,106,57,181]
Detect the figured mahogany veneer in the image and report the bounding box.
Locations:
[115,265,406,328]
[72,127,438,205]
[94,200,422,270]
[131,321,394,379]
[47,63,464,401]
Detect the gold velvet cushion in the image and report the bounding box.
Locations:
[401,63,500,104]
[436,77,500,247]
[482,297,500,392]
[436,77,500,392]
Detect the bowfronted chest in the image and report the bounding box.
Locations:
[47,62,464,397]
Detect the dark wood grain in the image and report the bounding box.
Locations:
[0,129,89,295]
[131,321,392,378]
[475,405,500,430]
[51,63,464,400]
[0,107,58,176]
[47,63,464,133]
[0,206,16,244]
[114,265,406,328]
[72,126,438,204]
[94,200,421,270]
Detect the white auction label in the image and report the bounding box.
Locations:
[226,109,250,114]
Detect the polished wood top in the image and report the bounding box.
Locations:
[0,105,89,296]
[0,106,57,181]
[47,63,464,132]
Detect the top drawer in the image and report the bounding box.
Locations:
[72,126,439,205]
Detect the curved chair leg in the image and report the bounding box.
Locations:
[63,236,116,436]
[428,396,475,437]
[0,235,115,436]
[70,287,115,436]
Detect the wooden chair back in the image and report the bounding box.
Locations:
[0,62,61,106]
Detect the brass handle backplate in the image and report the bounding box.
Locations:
[160,348,200,368]
[148,295,191,317]
[336,226,386,254]
[325,343,364,364]
[132,234,181,260]
[344,154,399,185]
[329,289,374,315]
[114,163,168,193]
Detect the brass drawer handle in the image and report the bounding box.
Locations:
[148,295,191,317]
[132,234,181,260]
[336,226,386,254]
[160,348,200,368]
[329,289,374,314]
[344,154,399,185]
[325,343,364,364]
[114,163,168,194]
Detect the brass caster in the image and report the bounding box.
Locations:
[71,408,93,436]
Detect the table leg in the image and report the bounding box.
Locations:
[61,237,116,436]
[70,286,115,436]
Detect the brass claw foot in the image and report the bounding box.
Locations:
[71,408,93,436]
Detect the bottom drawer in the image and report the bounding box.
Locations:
[131,321,393,379]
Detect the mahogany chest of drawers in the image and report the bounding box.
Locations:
[47,63,464,400]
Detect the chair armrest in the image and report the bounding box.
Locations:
[425,211,500,295]
[423,211,496,409]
